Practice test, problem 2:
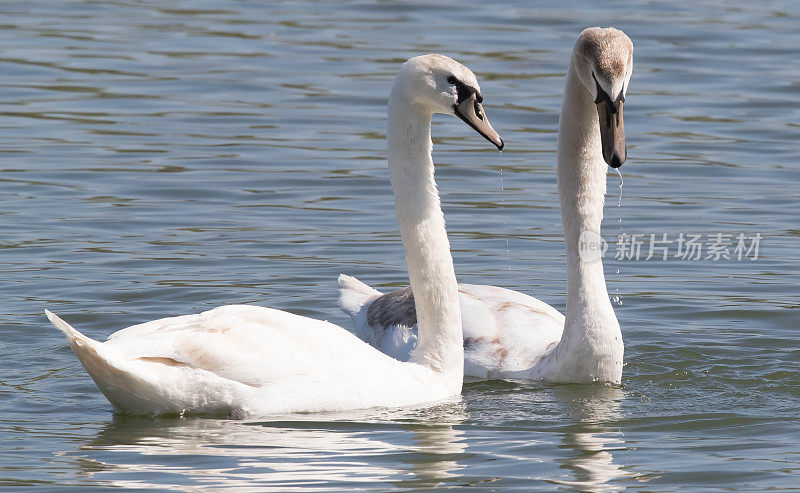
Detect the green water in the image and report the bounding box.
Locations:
[1,1,798,491]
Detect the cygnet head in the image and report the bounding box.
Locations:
[392,54,503,150]
[571,27,633,168]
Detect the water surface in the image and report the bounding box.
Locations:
[1,1,798,491]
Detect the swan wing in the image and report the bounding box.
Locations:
[338,276,419,361]
[457,284,564,376]
[105,305,367,387]
[338,278,565,378]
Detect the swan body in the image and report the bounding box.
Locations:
[339,275,564,378]
[339,28,634,384]
[46,306,457,415]
[47,54,503,416]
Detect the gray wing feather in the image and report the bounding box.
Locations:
[366,287,417,329]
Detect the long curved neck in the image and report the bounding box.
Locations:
[386,90,463,390]
[548,59,622,381]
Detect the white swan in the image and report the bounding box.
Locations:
[46,54,504,416]
[339,28,633,383]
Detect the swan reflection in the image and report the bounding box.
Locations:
[548,385,633,492]
[66,401,467,490]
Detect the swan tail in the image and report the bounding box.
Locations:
[46,309,104,355]
[47,310,249,415]
[45,310,152,413]
[46,309,124,386]
[337,274,381,317]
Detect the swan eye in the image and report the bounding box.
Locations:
[474,101,484,120]
[447,75,458,84]
[592,72,624,108]
[592,72,608,105]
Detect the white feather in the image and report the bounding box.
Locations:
[337,274,381,317]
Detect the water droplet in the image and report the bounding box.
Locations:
[499,158,510,270]
[613,168,624,304]
[614,167,623,207]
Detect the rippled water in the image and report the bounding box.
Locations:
[2,1,798,491]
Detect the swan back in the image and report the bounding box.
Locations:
[49,306,455,415]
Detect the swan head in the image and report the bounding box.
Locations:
[393,54,503,150]
[572,27,633,168]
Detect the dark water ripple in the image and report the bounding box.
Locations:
[1,0,798,491]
